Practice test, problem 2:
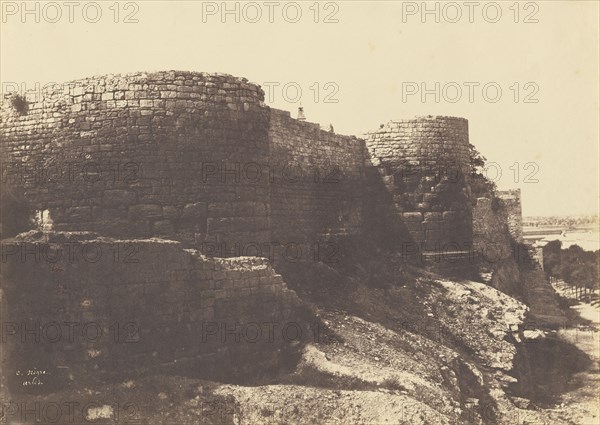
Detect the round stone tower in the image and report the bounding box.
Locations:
[365,116,472,252]
[0,71,271,247]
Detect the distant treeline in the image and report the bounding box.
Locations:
[543,240,599,297]
[525,216,599,227]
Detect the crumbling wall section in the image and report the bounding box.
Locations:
[497,189,523,242]
[0,231,308,391]
[473,196,522,296]
[472,195,564,327]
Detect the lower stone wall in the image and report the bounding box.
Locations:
[472,196,522,296]
[472,196,564,327]
[0,231,309,392]
[496,189,524,243]
[419,251,477,280]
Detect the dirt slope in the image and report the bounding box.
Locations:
[3,264,596,424]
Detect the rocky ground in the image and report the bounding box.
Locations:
[2,266,598,424]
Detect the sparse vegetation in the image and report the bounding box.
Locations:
[259,407,274,417]
[10,93,28,115]
[283,365,378,391]
[381,376,407,392]
[543,240,600,298]
[469,143,497,200]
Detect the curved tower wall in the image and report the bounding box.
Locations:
[0,71,271,247]
[365,116,472,251]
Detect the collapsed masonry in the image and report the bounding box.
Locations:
[1,231,310,390]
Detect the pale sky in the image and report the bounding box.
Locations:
[1,0,598,216]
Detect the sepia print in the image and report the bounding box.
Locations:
[0,1,599,424]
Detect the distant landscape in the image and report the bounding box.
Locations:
[524,215,599,251]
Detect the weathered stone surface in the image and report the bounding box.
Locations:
[364,116,473,253]
[496,189,523,242]
[182,202,207,219]
[0,231,308,385]
[102,189,136,207]
[1,72,479,273]
[403,212,423,222]
[153,220,175,236]
[0,71,271,248]
[130,204,163,219]
[424,212,442,222]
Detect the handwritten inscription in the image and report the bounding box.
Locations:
[15,367,50,386]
